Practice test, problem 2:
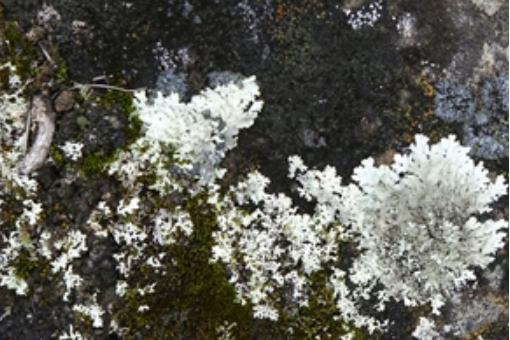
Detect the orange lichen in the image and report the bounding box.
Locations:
[417,78,434,97]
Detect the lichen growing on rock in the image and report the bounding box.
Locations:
[434,74,509,160]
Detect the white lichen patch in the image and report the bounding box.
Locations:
[73,293,104,328]
[59,141,84,161]
[0,64,28,140]
[37,3,61,27]
[122,75,262,191]
[51,230,88,274]
[152,207,193,246]
[412,317,440,340]
[470,0,505,16]
[48,230,88,301]
[211,168,345,320]
[341,135,507,313]
[0,63,45,296]
[344,0,383,30]
[395,12,417,48]
[58,324,86,340]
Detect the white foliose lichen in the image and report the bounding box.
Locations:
[50,230,88,301]
[340,134,507,314]
[102,75,262,276]
[344,0,383,30]
[211,133,507,335]
[412,317,440,340]
[108,75,263,194]
[61,75,264,334]
[211,158,348,321]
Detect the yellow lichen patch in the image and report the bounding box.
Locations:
[463,319,508,340]
[389,98,449,146]
[416,78,434,97]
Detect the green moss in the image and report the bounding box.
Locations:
[12,248,38,280]
[0,18,36,95]
[56,58,69,81]
[281,269,370,340]
[91,79,142,146]
[124,112,142,146]
[112,192,254,339]
[0,203,18,228]
[0,64,11,91]
[50,146,65,167]
[96,75,136,114]
[102,89,136,113]
[103,88,142,146]
[1,22,38,80]
[80,151,115,176]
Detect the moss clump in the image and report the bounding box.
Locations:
[0,22,38,80]
[80,151,115,176]
[83,79,142,146]
[124,112,142,146]
[112,192,254,339]
[12,248,38,280]
[56,58,69,82]
[0,64,11,90]
[49,145,65,167]
[100,88,136,114]
[0,200,20,229]
[101,87,142,146]
[279,268,369,339]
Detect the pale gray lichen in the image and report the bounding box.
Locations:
[434,74,509,159]
[434,80,475,122]
[155,68,188,98]
[464,74,509,160]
